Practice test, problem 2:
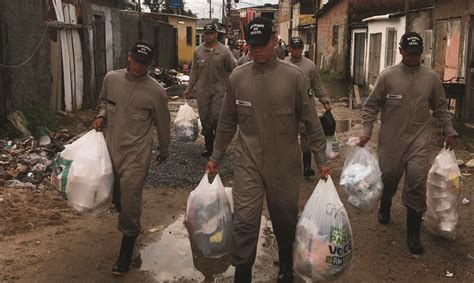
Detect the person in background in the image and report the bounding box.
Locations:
[285,36,331,177]
[274,37,286,60]
[359,32,458,255]
[183,23,237,157]
[92,40,171,276]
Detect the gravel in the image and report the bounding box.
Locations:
[146,140,235,188]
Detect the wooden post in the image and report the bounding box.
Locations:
[354,84,361,106]
[81,0,95,105]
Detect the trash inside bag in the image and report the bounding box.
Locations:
[425,149,462,240]
[294,176,354,282]
[326,135,339,160]
[319,111,336,136]
[174,103,199,142]
[339,139,382,213]
[186,174,233,257]
[51,130,113,214]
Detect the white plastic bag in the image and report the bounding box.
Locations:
[326,135,339,160]
[339,138,382,213]
[425,149,462,240]
[51,130,113,214]
[294,176,354,282]
[186,174,233,257]
[174,103,199,142]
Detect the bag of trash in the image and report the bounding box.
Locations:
[186,173,233,257]
[294,176,354,281]
[339,138,383,213]
[326,135,339,160]
[425,149,462,240]
[174,102,199,142]
[319,111,336,136]
[51,130,113,214]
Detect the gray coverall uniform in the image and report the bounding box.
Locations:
[285,55,329,153]
[98,69,171,237]
[274,45,286,60]
[237,54,251,66]
[187,42,237,138]
[362,63,457,212]
[210,56,327,268]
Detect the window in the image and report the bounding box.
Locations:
[332,25,339,47]
[306,32,313,45]
[385,28,397,67]
[186,26,192,46]
[195,33,201,46]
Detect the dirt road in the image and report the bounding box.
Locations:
[1,84,473,282]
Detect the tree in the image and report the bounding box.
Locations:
[143,0,164,13]
[182,9,197,18]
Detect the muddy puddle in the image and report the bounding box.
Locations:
[336,119,361,133]
[140,215,278,282]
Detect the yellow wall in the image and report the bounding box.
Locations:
[167,16,196,66]
[299,14,313,26]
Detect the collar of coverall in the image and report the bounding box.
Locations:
[204,42,220,53]
[252,55,278,74]
[125,68,149,81]
[399,62,421,74]
[289,56,303,64]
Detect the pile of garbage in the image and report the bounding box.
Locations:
[151,67,189,87]
[0,130,74,189]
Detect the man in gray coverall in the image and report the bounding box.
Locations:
[183,23,237,157]
[285,37,331,177]
[359,32,457,255]
[92,40,171,275]
[206,17,331,282]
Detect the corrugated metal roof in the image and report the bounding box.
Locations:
[196,18,219,29]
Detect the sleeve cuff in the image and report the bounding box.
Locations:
[210,149,224,163]
[444,126,458,137]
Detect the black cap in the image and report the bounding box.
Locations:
[289,37,304,48]
[204,23,217,34]
[246,17,275,47]
[130,40,154,64]
[399,32,423,54]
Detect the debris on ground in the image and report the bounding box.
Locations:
[149,67,189,98]
[0,129,75,189]
[465,159,474,167]
[462,197,470,205]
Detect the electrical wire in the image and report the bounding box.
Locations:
[0,21,51,68]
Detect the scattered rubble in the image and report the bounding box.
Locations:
[0,129,74,189]
[465,159,474,168]
[462,197,470,205]
[150,67,189,97]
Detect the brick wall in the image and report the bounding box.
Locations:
[0,0,51,119]
[316,0,348,75]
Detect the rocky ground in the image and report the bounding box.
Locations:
[0,79,473,282]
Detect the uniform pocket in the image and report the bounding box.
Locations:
[272,107,293,135]
[236,106,254,134]
[128,112,149,136]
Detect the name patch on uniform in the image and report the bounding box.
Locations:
[236,100,252,107]
[386,94,402,99]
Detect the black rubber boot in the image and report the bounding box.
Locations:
[302,152,315,178]
[201,134,215,158]
[407,208,424,255]
[234,266,252,283]
[378,199,392,225]
[111,235,137,276]
[277,247,294,283]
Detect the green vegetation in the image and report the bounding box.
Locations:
[319,69,344,82]
[18,103,62,139]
